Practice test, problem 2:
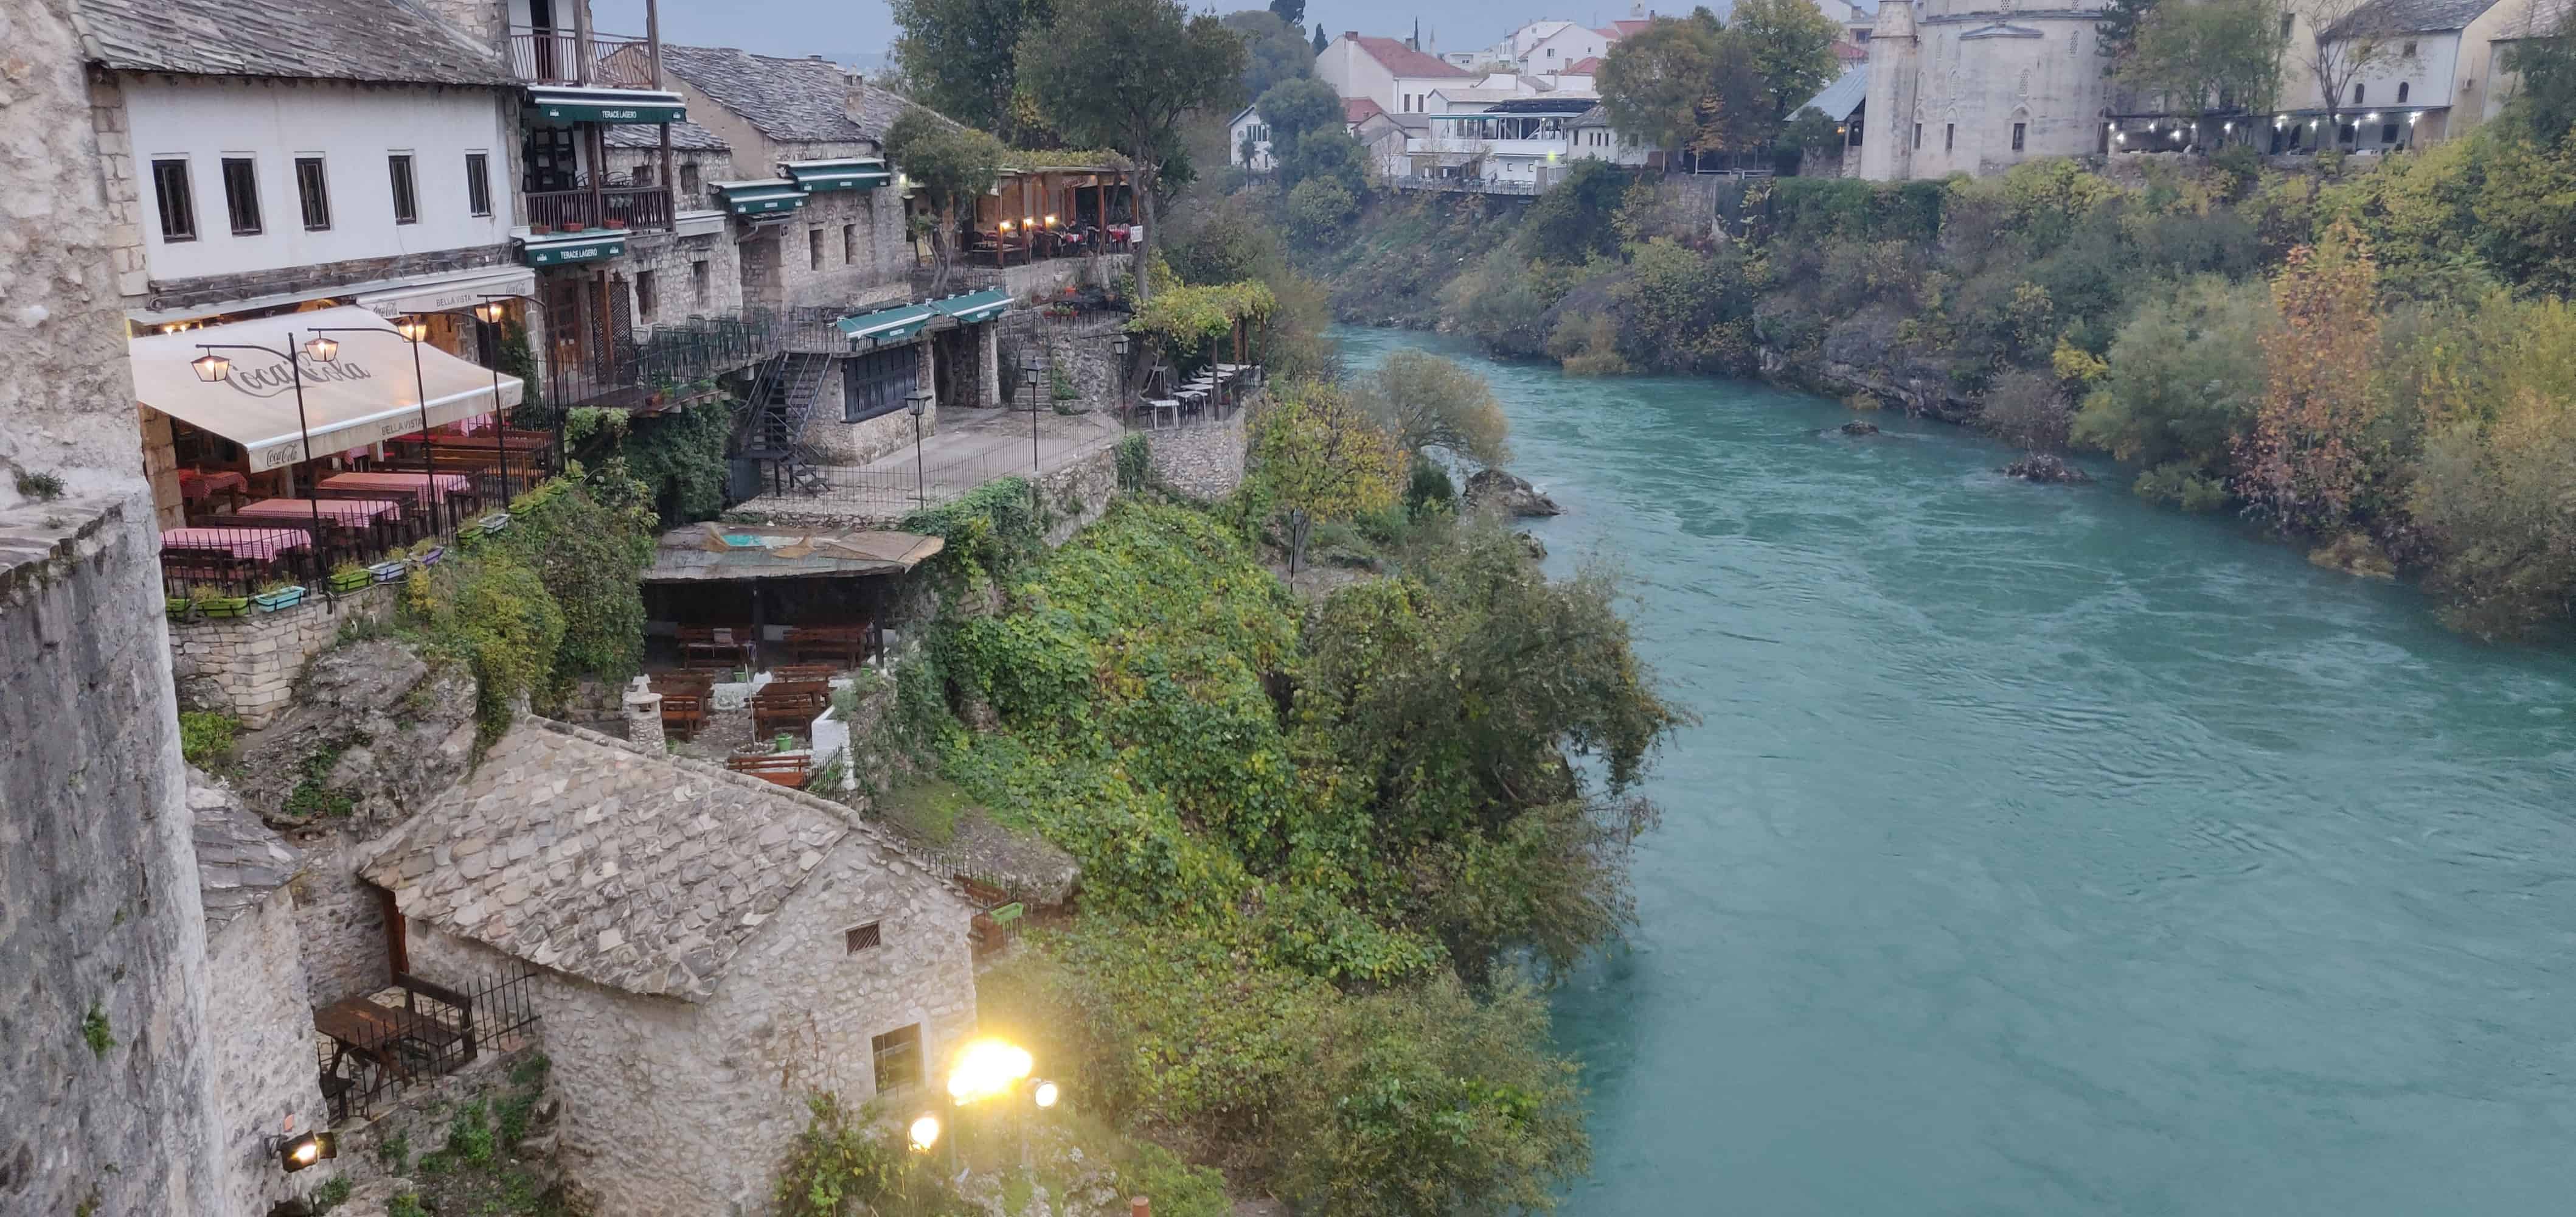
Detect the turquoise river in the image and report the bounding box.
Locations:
[1333,326,2576,1216]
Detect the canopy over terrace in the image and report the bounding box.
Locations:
[641,524,946,669]
[131,306,524,473]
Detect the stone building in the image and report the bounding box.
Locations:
[2,0,234,1210]
[358,717,982,1215]
[1856,0,2116,180]
[2272,0,2543,150]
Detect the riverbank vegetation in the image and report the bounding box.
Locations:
[1268,14,2576,638]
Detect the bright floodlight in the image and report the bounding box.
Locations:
[1033,1080,1060,1109]
[945,1037,1035,1103]
[908,1114,942,1151]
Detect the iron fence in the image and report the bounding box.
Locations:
[320,969,544,1125]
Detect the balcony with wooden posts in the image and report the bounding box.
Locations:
[524,181,675,235]
[509,27,659,89]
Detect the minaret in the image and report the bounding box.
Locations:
[1857,0,1920,180]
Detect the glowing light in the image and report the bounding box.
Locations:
[945,1037,1035,1104]
[473,300,507,324]
[999,220,1015,231]
[302,335,338,362]
[291,1142,319,1165]
[192,352,232,382]
[1044,213,1058,226]
[1033,1080,1060,1109]
[908,1115,942,1151]
[395,318,429,343]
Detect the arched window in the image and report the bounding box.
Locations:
[2397,82,2410,102]
[2352,83,2365,104]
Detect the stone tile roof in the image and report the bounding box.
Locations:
[69,0,518,86]
[662,44,881,144]
[189,771,300,933]
[2331,0,2505,33]
[359,719,853,1000]
[603,120,733,152]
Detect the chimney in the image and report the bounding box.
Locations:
[1345,30,1359,39]
[622,677,665,752]
[1129,1199,1150,1217]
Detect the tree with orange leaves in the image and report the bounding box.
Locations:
[2237,217,2385,534]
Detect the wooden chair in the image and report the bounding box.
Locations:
[784,622,870,668]
[679,625,754,670]
[659,692,706,741]
[726,753,811,788]
[751,683,828,741]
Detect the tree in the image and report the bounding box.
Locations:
[2096,0,2157,61]
[1359,349,1512,467]
[1257,73,1345,180]
[1687,32,1775,159]
[1728,0,1843,124]
[1313,23,1330,54]
[1519,159,1632,262]
[884,108,1007,294]
[1251,380,1404,582]
[1269,0,1305,26]
[2069,274,2274,507]
[2294,0,2406,137]
[1286,176,1359,245]
[1225,9,1317,102]
[893,0,1056,140]
[1597,13,1724,162]
[2238,218,2384,532]
[2114,0,2285,119]
[1019,0,1246,303]
[2501,0,2576,142]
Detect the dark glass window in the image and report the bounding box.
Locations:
[465,152,491,217]
[2397,82,2410,102]
[844,345,919,423]
[221,157,262,235]
[388,154,418,224]
[152,159,196,242]
[635,268,657,319]
[296,157,331,230]
[2012,122,2027,151]
[871,1024,922,1092]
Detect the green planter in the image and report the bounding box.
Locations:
[328,569,372,593]
[166,597,193,621]
[194,596,251,619]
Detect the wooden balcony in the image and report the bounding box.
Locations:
[508,27,658,89]
[525,186,673,234]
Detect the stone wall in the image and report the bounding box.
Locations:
[800,341,940,466]
[778,189,914,312]
[208,888,337,1215]
[168,578,403,728]
[1146,410,1250,502]
[399,799,980,1216]
[0,0,228,1208]
[1038,440,1125,546]
[616,225,748,331]
[293,831,395,1007]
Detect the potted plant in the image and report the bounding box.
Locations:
[191,583,251,619]
[412,542,446,567]
[606,216,631,230]
[563,220,588,233]
[251,579,307,612]
[480,512,511,534]
[327,560,372,593]
[530,222,554,236]
[166,595,194,621]
[368,557,409,584]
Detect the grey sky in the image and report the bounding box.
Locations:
[591,0,1651,70]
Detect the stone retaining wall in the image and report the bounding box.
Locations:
[169,581,401,728]
[1146,410,1250,502]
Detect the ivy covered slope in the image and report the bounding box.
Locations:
[912,496,1679,1214]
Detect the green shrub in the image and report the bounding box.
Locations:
[446,1100,496,1165]
[1115,433,1153,492]
[178,711,238,769]
[310,1176,353,1212]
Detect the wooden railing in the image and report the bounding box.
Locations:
[507,27,657,89]
[525,186,673,234]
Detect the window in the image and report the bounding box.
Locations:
[465,152,491,217]
[1913,122,1923,148]
[295,156,331,230]
[1944,123,1955,152]
[2402,40,2417,56]
[680,161,701,200]
[871,1024,922,1092]
[2381,121,2400,144]
[809,228,824,269]
[691,259,710,306]
[220,156,262,235]
[845,922,882,954]
[387,154,418,224]
[633,164,655,188]
[151,158,196,242]
[635,269,658,320]
[2352,83,2365,105]
[843,224,857,263]
[2279,11,2294,38]
[844,345,920,422]
[2397,82,2409,102]
[2012,122,2026,151]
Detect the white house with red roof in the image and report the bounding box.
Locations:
[1316,30,1476,116]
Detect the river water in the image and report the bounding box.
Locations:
[1331,326,2576,1216]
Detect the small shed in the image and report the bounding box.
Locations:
[639,523,944,668]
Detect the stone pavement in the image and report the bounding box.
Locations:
[745,404,1125,520]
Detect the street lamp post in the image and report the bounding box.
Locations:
[1109,332,1132,431]
[905,389,932,506]
[193,332,332,569]
[1019,353,1043,515]
[307,319,439,531]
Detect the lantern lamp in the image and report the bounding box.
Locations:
[192,351,232,382]
[473,299,507,324]
[395,318,429,343]
[908,1115,942,1152]
[906,389,932,417]
[274,1131,338,1174]
[302,335,339,362]
[1033,1079,1060,1109]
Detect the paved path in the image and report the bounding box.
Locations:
[746,406,1125,520]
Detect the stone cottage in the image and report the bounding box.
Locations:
[357,717,980,1215]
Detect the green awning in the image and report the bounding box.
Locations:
[928,288,1012,325]
[715,180,808,216]
[784,158,894,192]
[526,88,687,125]
[837,304,939,344]
[519,232,629,266]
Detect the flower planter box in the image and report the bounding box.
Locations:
[328,569,373,593]
[480,512,511,534]
[414,545,446,567]
[252,586,307,612]
[369,560,409,584]
[167,597,194,620]
[195,597,251,619]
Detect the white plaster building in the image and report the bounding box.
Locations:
[1406,96,1602,186]
[1316,31,1477,116]
[360,718,982,1217]
[1229,106,1278,172]
[1460,19,1616,72]
[1856,0,2116,180]
[2271,0,2542,151]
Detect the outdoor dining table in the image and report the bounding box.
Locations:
[313,995,457,1078]
[318,471,474,500]
[159,526,310,560]
[232,497,404,528]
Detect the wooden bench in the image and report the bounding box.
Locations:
[751,682,829,741]
[679,625,754,670]
[770,663,838,682]
[783,623,870,668]
[659,691,707,741]
[726,753,811,788]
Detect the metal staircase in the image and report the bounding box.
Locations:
[734,352,833,495]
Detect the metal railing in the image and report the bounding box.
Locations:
[544,305,851,414]
[526,186,673,234]
[1390,175,1546,195]
[507,27,658,89]
[320,969,544,1125]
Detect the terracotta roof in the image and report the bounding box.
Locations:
[1344,96,1387,123]
[361,718,862,1000]
[70,0,518,86]
[1832,40,1868,61]
[1602,19,1654,38]
[1352,35,1473,78]
[1564,55,1605,73]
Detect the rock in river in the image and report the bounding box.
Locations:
[2000,453,2094,484]
[1465,468,1564,517]
[1841,420,1881,436]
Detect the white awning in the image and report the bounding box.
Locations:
[354,267,535,319]
[130,306,525,473]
